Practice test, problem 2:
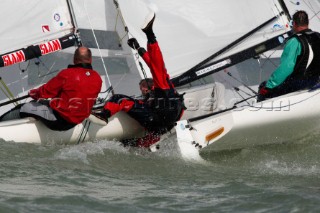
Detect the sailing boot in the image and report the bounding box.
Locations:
[90,108,111,125]
[142,12,156,43]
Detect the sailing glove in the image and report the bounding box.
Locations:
[258,86,270,96]
[258,81,270,96]
[127,38,140,50]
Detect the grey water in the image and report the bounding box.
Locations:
[0,132,320,213]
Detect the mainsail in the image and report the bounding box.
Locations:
[0,0,79,68]
[0,0,81,111]
[116,0,292,86]
[71,0,143,95]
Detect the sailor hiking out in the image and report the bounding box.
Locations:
[92,12,185,148]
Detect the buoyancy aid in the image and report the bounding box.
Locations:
[282,29,320,90]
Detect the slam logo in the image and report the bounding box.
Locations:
[2,50,26,66]
[39,39,62,55]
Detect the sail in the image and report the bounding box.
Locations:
[0,0,78,67]
[71,0,143,95]
[284,0,320,29]
[0,0,142,104]
[116,0,292,86]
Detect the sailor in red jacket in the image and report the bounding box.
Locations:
[93,12,184,147]
[1,47,102,130]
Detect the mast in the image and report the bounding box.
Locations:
[67,0,82,47]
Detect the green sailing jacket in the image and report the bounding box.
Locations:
[266,37,302,89]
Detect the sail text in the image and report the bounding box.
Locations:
[39,39,62,55]
[2,50,26,66]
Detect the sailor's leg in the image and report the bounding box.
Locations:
[20,101,57,121]
[141,13,170,90]
[142,11,156,44]
[0,104,24,121]
[20,101,75,131]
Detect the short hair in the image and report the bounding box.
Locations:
[293,10,309,26]
[139,78,153,88]
[74,47,92,64]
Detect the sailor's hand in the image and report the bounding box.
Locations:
[258,86,269,96]
[127,38,140,50]
[29,89,40,100]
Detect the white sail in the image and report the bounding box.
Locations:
[284,0,320,29]
[0,0,79,112]
[117,0,291,83]
[0,0,147,144]
[0,0,142,105]
[71,0,143,95]
[0,0,75,58]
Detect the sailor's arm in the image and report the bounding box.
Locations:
[266,37,301,89]
[29,70,66,100]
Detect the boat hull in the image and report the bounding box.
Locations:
[177,89,320,156]
[0,111,146,144]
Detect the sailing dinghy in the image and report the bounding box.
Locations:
[114,0,320,158]
[0,0,147,144]
[1,0,320,152]
[171,0,320,159]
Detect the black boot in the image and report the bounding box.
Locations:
[91,108,110,123]
[142,12,156,43]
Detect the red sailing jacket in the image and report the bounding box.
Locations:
[103,42,184,120]
[29,64,102,124]
[104,42,175,116]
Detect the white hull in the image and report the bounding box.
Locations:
[176,88,320,158]
[0,111,145,144]
[0,83,219,145]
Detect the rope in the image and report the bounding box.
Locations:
[0,78,18,106]
[81,121,91,143]
[77,120,91,144]
[112,0,151,91]
[225,71,258,95]
[83,0,114,95]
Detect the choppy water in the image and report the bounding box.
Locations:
[1,132,320,213]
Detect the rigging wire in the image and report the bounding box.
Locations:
[113,0,129,46]
[233,87,252,105]
[214,72,254,106]
[302,0,320,21]
[112,0,151,90]
[225,71,258,95]
[83,0,114,95]
[260,51,280,68]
